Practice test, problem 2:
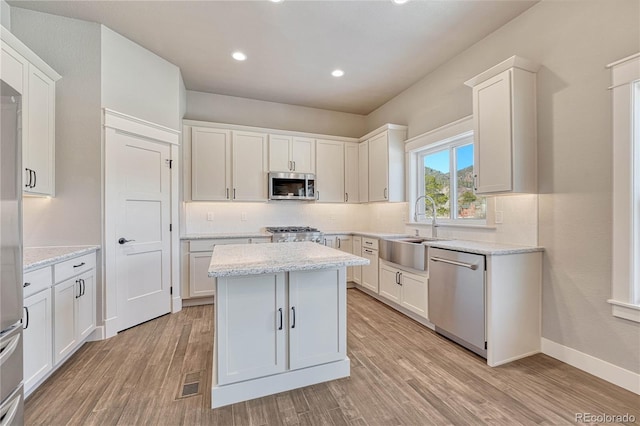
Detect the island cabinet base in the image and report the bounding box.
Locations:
[212,358,350,408]
[212,267,349,409]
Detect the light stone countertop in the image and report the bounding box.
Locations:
[425,240,543,256]
[24,245,100,272]
[323,230,411,239]
[208,241,369,277]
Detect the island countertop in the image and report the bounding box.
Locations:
[208,241,369,277]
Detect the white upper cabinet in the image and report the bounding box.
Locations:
[269,135,315,173]
[232,131,268,201]
[358,141,369,203]
[1,27,61,197]
[465,56,539,195]
[191,127,232,201]
[344,143,359,203]
[315,139,345,203]
[365,126,407,202]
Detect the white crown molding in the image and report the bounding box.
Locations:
[104,109,180,145]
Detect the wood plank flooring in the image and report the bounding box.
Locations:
[25,289,640,425]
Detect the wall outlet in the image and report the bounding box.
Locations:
[241,212,248,221]
[495,211,504,224]
[207,212,214,221]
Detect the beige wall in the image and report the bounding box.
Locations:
[186,90,366,138]
[12,9,102,248]
[366,0,640,373]
[101,26,182,131]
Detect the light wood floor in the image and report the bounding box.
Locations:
[26,289,639,425]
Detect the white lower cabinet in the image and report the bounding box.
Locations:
[215,268,345,386]
[360,240,379,293]
[352,236,362,284]
[53,269,95,365]
[23,288,52,394]
[335,235,353,282]
[185,238,271,299]
[379,260,428,319]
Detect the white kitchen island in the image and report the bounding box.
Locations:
[208,242,369,408]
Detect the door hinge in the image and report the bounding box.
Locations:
[170,287,173,295]
[485,341,487,350]
[169,224,172,232]
[165,159,173,169]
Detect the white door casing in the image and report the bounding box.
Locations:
[104,110,180,337]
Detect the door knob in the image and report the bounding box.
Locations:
[118,238,135,245]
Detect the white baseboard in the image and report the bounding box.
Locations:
[541,338,640,395]
[172,296,182,313]
[88,326,105,341]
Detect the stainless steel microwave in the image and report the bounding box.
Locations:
[269,172,316,200]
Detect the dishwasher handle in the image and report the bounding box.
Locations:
[430,256,479,270]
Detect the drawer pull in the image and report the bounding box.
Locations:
[73,262,86,268]
[23,282,31,288]
[23,307,29,329]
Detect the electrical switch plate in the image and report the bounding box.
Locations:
[241,212,248,221]
[495,211,504,224]
[207,212,214,221]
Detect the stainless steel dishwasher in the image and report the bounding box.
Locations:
[428,247,487,358]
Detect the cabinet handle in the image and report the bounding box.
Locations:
[73,262,86,268]
[226,188,229,199]
[364,241,373,245]
[23,282,31,288]
[293,161,296,171]
[398,272,403,286]
[395,271,399,285]
[32,170,37,188]
[288,161,292,171]
[81,278,86,297]
[23,307,29,329]
[337,238,341,248]
[364,249,373,254]
[384,188,388,199]
[316,191,320,201]
[324,238,327,246]
[233,188,236,199]
[24,168,31,188]
[291,306,296,329]
[345,192,348,202]
[278,308,283,330]
[75,279,81,299]
[473,174,478,191]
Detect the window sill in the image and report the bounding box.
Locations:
[407,221,497,230]
[608,300,640,323]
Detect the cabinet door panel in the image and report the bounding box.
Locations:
[361,248,379,293]
[232,131,267,201]
[76,272,96,341]
[53,279,78,365]
[216,273,286,385]
[344,144,359,203]
[23,289,53,394]
[316,140,345,203]
[353,237,362,284]
[379,264,401,303]
[368,132,388,202]
[291,137,315,173]
[269,135,291,172]
[336,236,353,282]
[26,66,55,195]
[474,69,513,193]
[189,252,215,297]
[192,128,231,200]
[289,269,346,370]
[399,271,428,319]
[358,142,369,203]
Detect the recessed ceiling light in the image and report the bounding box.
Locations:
[232,51,247,61]
[331,69,344,77]
[392,0,410,4]
[270,0,284,3]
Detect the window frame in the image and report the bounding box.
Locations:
[608,53,640,323]
[406,116,489,228]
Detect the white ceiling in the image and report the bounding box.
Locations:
[9,0,538,115]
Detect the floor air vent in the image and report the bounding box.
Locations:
[177,371,203,399]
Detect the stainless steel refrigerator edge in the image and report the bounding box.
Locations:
[0,79,25,425]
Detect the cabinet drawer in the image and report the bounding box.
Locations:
[23,267,52,298]
[190,238,249,252]
[362,237,379,250]
[54,253,96,283]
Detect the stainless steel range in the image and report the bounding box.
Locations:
[266,226,323,243]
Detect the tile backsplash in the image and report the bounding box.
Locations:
[184,194,537,246]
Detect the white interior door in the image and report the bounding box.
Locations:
[113,131,171,332]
